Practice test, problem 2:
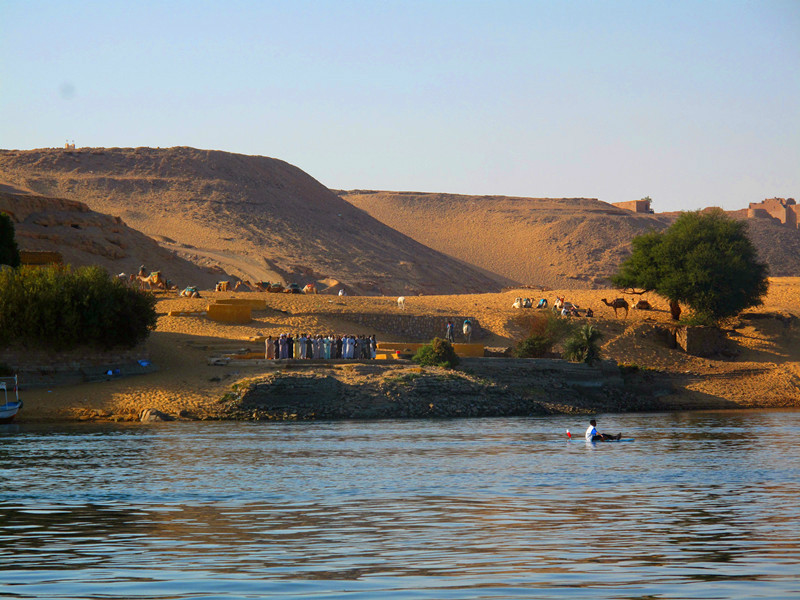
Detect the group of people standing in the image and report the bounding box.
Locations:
[265,334,378,360]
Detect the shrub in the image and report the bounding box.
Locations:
[514,312,574,358]
[562,324,604,365]
[0,265,157,350]
[412,337,460,369]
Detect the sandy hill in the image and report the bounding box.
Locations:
[0,191,225,287]
[744,220,800,277]
[0,147,504,295]
[338,191,672,289]
[338,191,800,288]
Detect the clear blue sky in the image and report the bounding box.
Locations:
[1,0,798,212]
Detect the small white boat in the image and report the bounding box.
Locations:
[0,375,22,423]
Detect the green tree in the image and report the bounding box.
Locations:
[562,324,603,365]
[0,213,20,268]
[412,337,460,369]
[612,210,769,324]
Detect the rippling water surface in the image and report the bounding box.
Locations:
[1,411,799,599]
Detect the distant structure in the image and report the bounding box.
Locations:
[612,197,653,214]
[748,198,798,229]
[64,140,76,150]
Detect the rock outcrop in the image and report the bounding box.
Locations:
[219,360,668,421]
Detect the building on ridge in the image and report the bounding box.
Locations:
[747,198,798,229]
[612,197,653,214]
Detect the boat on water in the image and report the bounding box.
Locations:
[0,375,22,423]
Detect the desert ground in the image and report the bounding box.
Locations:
[18,278,800,422]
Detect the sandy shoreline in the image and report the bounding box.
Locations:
[13,279,800,422]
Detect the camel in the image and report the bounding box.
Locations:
[268,282,284,293]
[633,299,652,310]
[512,297,523,309]
[601,298,629,318]
[215,281,230,292]
[553,296,571,311]
[303,284,317,294]
[137,271,167,290]
[523,298,533,308]
[180,286,201,298]
[553,297,579,314]
[463,319,473,343]
[233,280,252,292]
[397,296,405,310]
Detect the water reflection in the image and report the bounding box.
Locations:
[1,413,799,599]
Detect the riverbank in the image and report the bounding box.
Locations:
[12,279,800,422]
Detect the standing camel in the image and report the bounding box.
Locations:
[601,298,629,318]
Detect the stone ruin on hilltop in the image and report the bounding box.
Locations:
[747,198,798,230]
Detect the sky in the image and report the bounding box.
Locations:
[1,0,798,212]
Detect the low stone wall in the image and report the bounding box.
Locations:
[328,313,483,341]
[378,342,485,357]
[207,303,252,323]
[216,298,268,309]
[0,343,155,387]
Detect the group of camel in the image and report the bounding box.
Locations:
[119,268,322,298]
[214,281,318,294]
[122,269,653,322]
[511,294,652,318]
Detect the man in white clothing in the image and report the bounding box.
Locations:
[585,419,621,442]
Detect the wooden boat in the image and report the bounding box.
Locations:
[0,375,22,423]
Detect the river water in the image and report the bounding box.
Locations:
[1,411,799,599]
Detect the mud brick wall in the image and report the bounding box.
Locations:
[332,313,484,341]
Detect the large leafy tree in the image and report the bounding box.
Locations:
[0,212,20,268]
[612,210,769,324]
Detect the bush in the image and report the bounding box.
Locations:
[412,337,460,369]
[514,312,574,358]
[0,265,158,350]
[562,324,604,365]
